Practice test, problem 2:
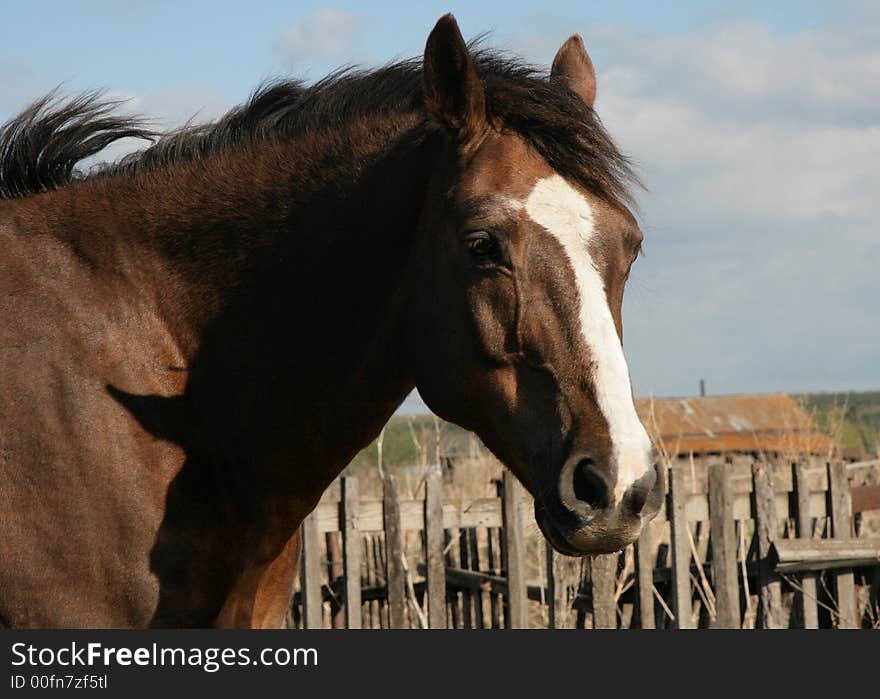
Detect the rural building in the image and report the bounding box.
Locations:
[633,393,836,457]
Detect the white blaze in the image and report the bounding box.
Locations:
[523,174,652,502]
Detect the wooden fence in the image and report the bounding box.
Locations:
[287,458,880,629]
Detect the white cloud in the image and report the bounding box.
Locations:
[273,7,368,68]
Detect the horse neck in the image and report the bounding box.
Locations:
[50,118,430,351]
[44,116,437,484]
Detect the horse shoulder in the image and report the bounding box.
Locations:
[0,211,189,627]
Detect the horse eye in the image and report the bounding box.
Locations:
[466,233,495,257]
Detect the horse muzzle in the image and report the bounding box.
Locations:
[535,456,665,556]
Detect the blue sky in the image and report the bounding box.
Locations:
[0,2,833,106]
[2,1,878,408]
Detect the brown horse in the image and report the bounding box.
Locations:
[0,15,662,628]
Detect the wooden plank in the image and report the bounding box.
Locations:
[546,544,579,629]
[325,531,344,628]
[792,461,819,629]
[310,481,872,534]
[340,476,362,629]
[827,460,858,628]
[487,525,502,628]
[502,471,528,629]
[668,462,694,629]
[851,485,880,514]
[635,524,656,629]
[362,536,374,628]
[776,557,880,573]
[383,475,407,629]
[458,528,473,628]
[772,538,880,563]
[684,490,826,523]
[446,499,504,529]
[372,534,384,628]
[591,554,618,629]
[300,510,323,629]
[546,543,558,629]
[424,565,507,594]
[709,460,740,628]
[444,526,461,629]
[752,462,783,628]
[369,534,383,627]
[468,528,485,628]
[656,458,831,496]
[313,497,505,534]
[424,470,446,629]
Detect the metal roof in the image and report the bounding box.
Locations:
[634,393,836,456]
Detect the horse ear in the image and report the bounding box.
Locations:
[551,34,597,108]
[423,14,486,144]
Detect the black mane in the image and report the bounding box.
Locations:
[0,91,154,199]
[0,49,638,205]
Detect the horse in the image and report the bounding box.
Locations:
[0,14,662,628]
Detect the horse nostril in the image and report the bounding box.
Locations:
[626,465,658,515]
[628,485,649,514]
[572,459,609,510]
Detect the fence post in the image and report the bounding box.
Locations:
[709,459,740,628]
[444,525,462,628]
[502,471,528,629]
[546,543,580,629]
[424,470,446,629]
[591,554,618,629]
[383,474,407,628]
[340,476,362,629]
[300,510,323,629]
[459,529,473,628]
[752,462,782,628]
[325,531,344,628]
[827,460,858,628]
[546,543,558,628]
[468,528,485,628]
[792,461,819,628]
[668,462,694,629]
[489,480,504,629]
[635,523,656,629]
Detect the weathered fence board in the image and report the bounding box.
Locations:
[325,530,344,628]
[458,527,473,628]
[546,545,560,629]
[312,498,504,534]
[752,462,783,628]
[300,509,323,628]
[488,523,502,628]
[424,470,446,629]
[502,472,527,629]
[792,461,819,628]
[709,460,740,628]
[340,476,362,629]
[383,475,407,629]
[635,524,656,629]
[771,539,880,572]
[591,555,618,629]
[444,525,461,629]
[827,461,857,629]
[668,461,694,629]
